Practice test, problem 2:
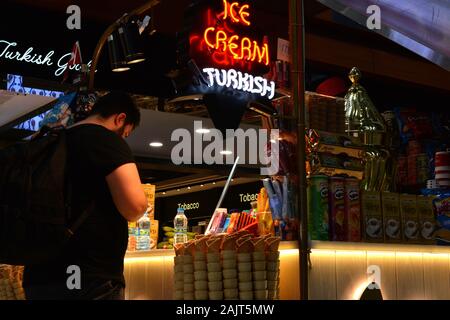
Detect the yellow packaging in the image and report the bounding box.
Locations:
[382,192,402,243]
[150,220,159,250]
[417,196,436,244]
[400,194,420,244]
[361,191,383,242]
[143,184,156,220]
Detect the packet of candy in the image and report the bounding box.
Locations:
[394,108,433,144]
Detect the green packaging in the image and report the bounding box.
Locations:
[308,175,329,240]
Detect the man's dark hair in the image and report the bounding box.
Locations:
[90,91,141,128]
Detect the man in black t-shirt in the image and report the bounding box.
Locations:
[23,92,148,300]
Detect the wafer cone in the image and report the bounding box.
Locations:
[175,280,184,291]
[239,291,253,300]
[206,253,220,263]
[238,272,252,282]
[222,250,237,260]
[238,281,253,292]
[252,261,266,271]
[183,274,194,283]
[195,290,208,300]
[222,259,236,270]
[208,281,223,291]
[174,290,184,300]
[252,271,266,281]
[223,269,237,279]
[184,283,194,293]
[237,253,252,263]
[223,278,238,289]
[194,280,208,291]
[194,261,207,271]
[238,262,252,272]
[254,290,267,300]
[194,271,208,281]
[253,280,267,291]
[209,291,224,300]
[224,288,239,300]
[183,293,194,300]
[208,271,222,282]
[207,262,222,272]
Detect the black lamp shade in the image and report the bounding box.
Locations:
[118,21,146,64]
[204,94,247,136]
[107,33,130,72]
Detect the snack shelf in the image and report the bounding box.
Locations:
[311,240,450,254]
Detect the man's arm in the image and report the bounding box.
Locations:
[106,163,147,222]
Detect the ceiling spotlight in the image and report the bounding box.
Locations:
[187,187,191,190]
[212,182,216,185]
[177,189,180,192]
[149,142,163,147]
[196,128,211,134]
[270,139,276,144]
[220,150,233,155]
[163,192,166,195]
[118,20,146,64]
[107,32,130,72]
[200,184,204,187]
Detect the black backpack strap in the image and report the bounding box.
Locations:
[65,202,95,237]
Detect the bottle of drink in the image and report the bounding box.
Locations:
[136,212,151,251]
[173,208,188,245]
[127,221,137,252]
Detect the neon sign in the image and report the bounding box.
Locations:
[203,67,275,99]
[0,39,91,77]
[201,1,270,66]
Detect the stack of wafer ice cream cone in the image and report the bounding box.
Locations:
[182,241,195,300]
[222,234,238,300]
[173,233,281,300]
[0,265,25,300]
[173,245,185,300]
[251,237,267,300]
[206,236,224,300]
[236,233,253,300]
[193,236,208,300]
[265,238,281,300]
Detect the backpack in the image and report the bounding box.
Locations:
[0,128,90,265]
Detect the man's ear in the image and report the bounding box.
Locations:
[115,113,127,126]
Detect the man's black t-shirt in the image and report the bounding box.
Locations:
[23,124,134,288]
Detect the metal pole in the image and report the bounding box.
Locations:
[289,0,308,300]
[205,156,240,235]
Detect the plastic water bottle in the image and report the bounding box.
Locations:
[136,213,151,251]
[173,208,188,245]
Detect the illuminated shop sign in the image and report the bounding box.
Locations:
[0,39,91,77]
[202,1,269,66]
[189,0,271,73]
[203,67,275,99]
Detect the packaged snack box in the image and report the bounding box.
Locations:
[400,194,420,243]
[416,196,436,244]
[143,184,156,220]
[345,178,361,242]
[362,191,383,242]
[382,192,402,243]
